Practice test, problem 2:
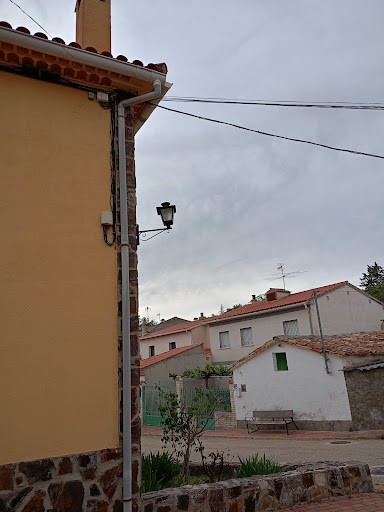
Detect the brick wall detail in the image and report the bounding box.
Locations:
[142,462,373,512]
[0,449,122,511]
[345,367,384,430]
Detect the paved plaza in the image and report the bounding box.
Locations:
[142,426,384,510]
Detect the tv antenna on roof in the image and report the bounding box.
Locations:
[265,263,307,290]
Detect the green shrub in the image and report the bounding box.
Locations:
[141,451,180,493]
[234,454,284,478]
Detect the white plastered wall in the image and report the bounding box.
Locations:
[209,308,310,364]
[233,343,352,422]
[312,284,384,335]
[140,330,192,359]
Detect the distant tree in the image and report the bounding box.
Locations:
[360,262,384,302]
[139,316,158,328]
[225,304,242,313]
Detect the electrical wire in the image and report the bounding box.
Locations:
[153,104,384,160]
[164,95,384,107]
[162,97,384,111]
[8,0,52,37]
[7,0,384,160]
[8,0,80,62]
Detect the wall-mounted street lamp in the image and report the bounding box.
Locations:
[137,202,176,244]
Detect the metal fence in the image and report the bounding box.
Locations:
[142,385,231,428]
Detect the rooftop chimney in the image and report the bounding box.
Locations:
[75,0,111,53]
[266,288,291,302]
[200,312,205,318]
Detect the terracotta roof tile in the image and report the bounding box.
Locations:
[141,281,350,340]
[141,317,208,340]
[216,281,348,320]
[0,23,168,78]
[140,343,202,368]
[233,331,384,368]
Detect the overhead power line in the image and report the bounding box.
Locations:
[162,96,384,111]
[8,0,52,36]
[154,104,384,160]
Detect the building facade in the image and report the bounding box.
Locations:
[140,282,384,366]
[0,2,170,510]
[232,332,384,431]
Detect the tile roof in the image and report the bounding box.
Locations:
[145,317,189,335]
[140,317,208,340]
[216,281,348,320]
[344,360,384,372]
[140,343,202,369]
[141,281,349,340]
[232,331,384,368]
[0,22,167,75]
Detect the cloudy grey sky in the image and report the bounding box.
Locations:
[2,0,383,321]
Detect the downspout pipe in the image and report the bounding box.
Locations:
[313,290,330,374]
[117,79,162,512]
[305,300,314,335]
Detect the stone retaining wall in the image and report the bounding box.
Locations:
[345,366,384,430]
[0,448,122,511]
[142,462,373,512]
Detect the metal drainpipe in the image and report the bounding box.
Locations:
[305,301,314,335]
[117,79,162,512]
[313,290,330,374]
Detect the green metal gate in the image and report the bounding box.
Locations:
[142,385,231,429]
[142,385,174,426]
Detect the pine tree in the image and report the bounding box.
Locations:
[360,262,384,302]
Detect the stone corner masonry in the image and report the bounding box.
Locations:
[0,448,123,511]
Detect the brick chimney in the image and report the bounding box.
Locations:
[266,288,291,301]
[75,0,111,53]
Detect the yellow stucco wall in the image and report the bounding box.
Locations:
[0,71,118,464]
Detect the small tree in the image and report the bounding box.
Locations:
[182,364,232,388]
[360,262,384,302]
[158,387,224,482]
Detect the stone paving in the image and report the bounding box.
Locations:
[283,493,384,511]
[142,425,384,440]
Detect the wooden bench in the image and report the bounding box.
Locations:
[246,410,299,435]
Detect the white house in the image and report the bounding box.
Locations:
[140,281,384,365]
[232,332,384,431]
[140,317,209,359]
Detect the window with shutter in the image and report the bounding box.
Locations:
[283,319,299,336]
[274,352,288,371]
[240,327,253,346]
[219,331,230,349]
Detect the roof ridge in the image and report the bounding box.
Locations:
[140,280,350,339]
[140,342,203,368]
[233,331,384,368]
